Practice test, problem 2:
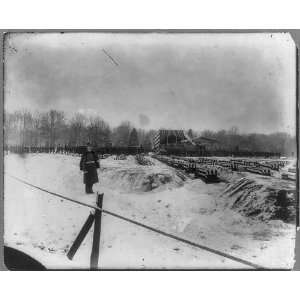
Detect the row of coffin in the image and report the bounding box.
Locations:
[188,157,296,181]
[153,155,220,183]
[153,155,294,182]
[192,157,287,170]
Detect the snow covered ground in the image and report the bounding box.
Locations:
[4,153,296,269]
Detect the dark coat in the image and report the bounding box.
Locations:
[80,151,100,185]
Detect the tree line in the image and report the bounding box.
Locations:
[190,127,296,156]
[4,109,296,156]
[4,109,155,149]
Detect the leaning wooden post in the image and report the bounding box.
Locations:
[67,212,95,260]
[90,193,104,270]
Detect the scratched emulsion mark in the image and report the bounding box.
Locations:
[102,49,119,67]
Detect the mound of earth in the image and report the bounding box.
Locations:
[100,166,186,192]
[220,176,296,223]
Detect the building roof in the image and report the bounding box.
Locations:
[158,129,186,140]
[192,136,218,143]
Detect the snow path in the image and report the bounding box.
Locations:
[4,154,295,269]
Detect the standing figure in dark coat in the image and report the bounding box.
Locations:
[80,143,100,194]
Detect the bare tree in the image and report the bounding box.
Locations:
[128,128,139,146]
[112,121,132,147]
[86,116,111,147]
[68,113,88,146]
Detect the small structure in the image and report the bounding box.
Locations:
[153,129,213,155]
[153,130,186,152]
[192,136,219,151]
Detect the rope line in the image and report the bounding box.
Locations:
[6,173,265,269]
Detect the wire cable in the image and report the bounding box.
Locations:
[6,173,266,269]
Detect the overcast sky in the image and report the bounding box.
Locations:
[4,33,296,135]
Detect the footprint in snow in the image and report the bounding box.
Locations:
[173,248,180,251]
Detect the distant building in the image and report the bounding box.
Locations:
[192,136,219,151]
[153,129,219,155]
[153,130,186,152]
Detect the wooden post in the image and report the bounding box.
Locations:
[90,193,104,270]
[67,212,95,260]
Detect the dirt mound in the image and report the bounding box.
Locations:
[220,177,297,223]
[100,167,186,192]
